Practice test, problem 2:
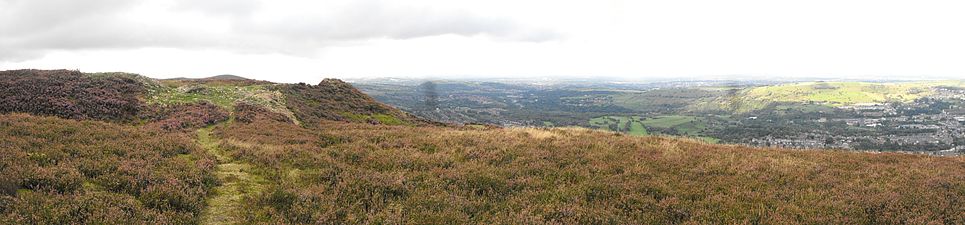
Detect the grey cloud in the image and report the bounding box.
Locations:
[0,0,559,61]
[0,0,135,33]
[0,0,142,59]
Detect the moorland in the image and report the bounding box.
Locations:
[2,70,964,224]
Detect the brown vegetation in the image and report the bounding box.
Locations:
[234,102,293,124]
[143,102,230,131]
[0,69,145,121]
[0,114,217,224]
[278,79,425,126]
[216,117,965,224]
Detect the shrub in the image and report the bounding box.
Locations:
[0,69,145,121]
[0,114,216,223]
[143,101,229,131]
[234,102,292,124]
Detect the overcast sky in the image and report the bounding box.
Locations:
[1,0,964,83]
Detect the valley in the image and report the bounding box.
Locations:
[354,78,965,154]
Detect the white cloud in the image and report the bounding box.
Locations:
[2,0,964,81]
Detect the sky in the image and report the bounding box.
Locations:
[1,0,964,83]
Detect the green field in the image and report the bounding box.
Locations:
[640,115,697,128]
[640,115,704,135]
[588,116,648,136]
[638,115,718,143]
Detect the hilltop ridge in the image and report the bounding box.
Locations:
[0,69,421,127]
[203,75,250,80]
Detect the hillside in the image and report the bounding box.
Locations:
[2,70,964,224]
[720,81,965,112]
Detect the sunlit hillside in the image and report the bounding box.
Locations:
[727,81,965,112]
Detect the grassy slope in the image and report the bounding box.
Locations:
[627,118,649,136]
[218,119,965,224]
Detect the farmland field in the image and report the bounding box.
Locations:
[639,116,719,143]
[588,116,649,136]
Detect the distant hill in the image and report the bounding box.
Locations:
[203,74,250,80]
[166,74,251,81]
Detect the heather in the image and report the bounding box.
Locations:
[143,102,230,131]
[278,79,425,126]
[216,117,965,224]
[2,69,963,224]
[234,102,293,124]
[0,114,217,224]
[0,70,145,121]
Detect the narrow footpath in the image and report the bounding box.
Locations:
[196,123,266,225]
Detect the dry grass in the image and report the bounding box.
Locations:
[0,114,217,224]
[215,117,965,224]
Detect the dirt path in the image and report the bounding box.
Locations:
[197,123,266,225]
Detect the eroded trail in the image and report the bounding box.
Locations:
[197,123,266,225]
